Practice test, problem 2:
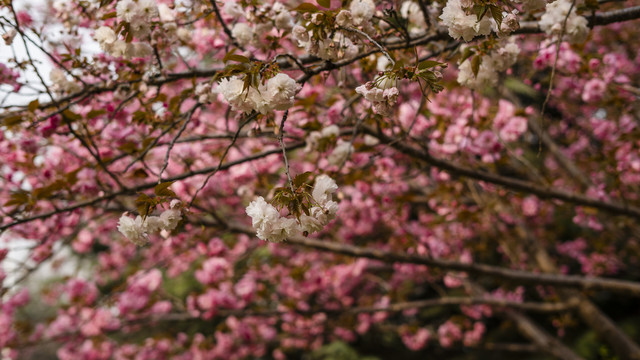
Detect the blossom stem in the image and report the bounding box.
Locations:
[278,110,295,192]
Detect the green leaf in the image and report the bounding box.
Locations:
[293,171,313,188]
[131,168,148,178]
[87,109,106,119]
[62,109,82,121]
[66,168,82,185]
[473,5,488,21]
[471,55,482,77]
[316,0,331,8]
[418,60,443,70]
[2,115,22,127]
[154,181,176,197]
[460,47,475,63]
[101,11,117,20]
[4,191,30,207]
[132,111,147,123]
[293,3,319,13]
[135,193,156,218]
[223,51,250,64]
[489,5,503,27]
[27,99,39,112]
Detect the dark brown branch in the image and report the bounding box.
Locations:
[362,125,640,219]
[0,141,305,232]
[504,310,584,360]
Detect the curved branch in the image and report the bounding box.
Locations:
[266,232,640,296]
[363,126,640,219]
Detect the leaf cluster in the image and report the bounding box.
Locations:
[271,172,315,220]
[134,181,177,218]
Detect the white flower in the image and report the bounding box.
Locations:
[262,217,299,242]
[356,80,400,116]
[364,134,380,146]
[131,42,153,58]
[401,1,427,33]
[224,1,245,17]
[116,0,140,22]
[217,76,253,113]
[336,10,353,27]
[49,68,66,85]
[95,26,117,46]
[321,125,340,138]
[158,4,176,22]
[292,25,309,44]
[246,196,280,230]
[328,139,355,166]
[539,0,589,43]
[312,175,338,205]
[275,8,293,30]
[310,201,339,225]
[232,23,253,46]
[440,0,492,41]
[266,73,301,110]
[457,39,520,89]
[377,56,392,72]
[299,213,325,233]
[304,125,340,152]
[129,21,151,38]
[118,213,148,246]
[138,0,159,20]
[248,86,272,114]
[246,196,298,242]
[350,0,376,25]
[160,209,181,231]
[144,216,164,233]
[501,13,519,34]
[49,68,81,94]
[2,29,17,45]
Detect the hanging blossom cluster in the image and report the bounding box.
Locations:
[246,175,340,242]
[291,0,375,62]
[117,200,183,246]
[399,1,429,36]
[216,73,301,114]
[49,68,81,95]
[440,0,493,42]
[228,2,294,48]
[93,0,158,58]
[356,76,400,116]
[457,39,521,89]
[539,0,589,44]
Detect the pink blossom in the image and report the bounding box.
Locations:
[582,78,607,103]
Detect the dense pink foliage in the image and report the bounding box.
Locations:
[0,0,639,358]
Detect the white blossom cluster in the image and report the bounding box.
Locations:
[355,78,400,116]
[49,68,81,94]
[246,175,340,242]
[305,125,340,152]
[216,73,301,114]
[117,201,182,246]
[457,39,521,89]
[305,126,355,166]
[291,0,375,62]
[440,0,492,41]
[327,139,356,166]
[93,0,159,59]
[229,2,294,48]
[400,1,428,35]
[539,0,589,44]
